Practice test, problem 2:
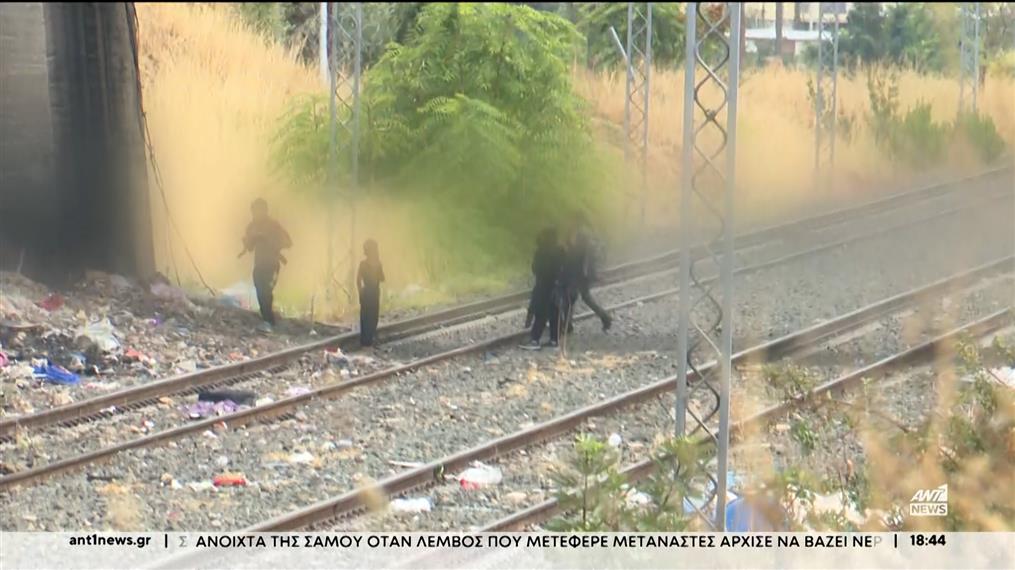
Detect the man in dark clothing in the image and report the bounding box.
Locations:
[357,239,385,347]
[520,228,564,350]
[238,199,292,331]
[560,214,612,333]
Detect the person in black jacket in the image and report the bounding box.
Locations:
[520,227,564,350]
[238,198,292,332]
[357,239,385,347]
[559,213,612,334]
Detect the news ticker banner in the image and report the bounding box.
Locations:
[1,532,1013,570]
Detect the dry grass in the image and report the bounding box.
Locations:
[136,3,430,318]
[137,4,1014,317]
[576,64,1015,231]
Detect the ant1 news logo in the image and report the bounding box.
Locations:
[909,484,948,517]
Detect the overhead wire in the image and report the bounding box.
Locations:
[123,2,217,296]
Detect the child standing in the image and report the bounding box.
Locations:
[357,239,384,347]
[520,227,564,350]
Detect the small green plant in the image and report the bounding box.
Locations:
[954,111,1007,164]
[891,102,949,167]
[547,434,706,531]
[546,434,629,531]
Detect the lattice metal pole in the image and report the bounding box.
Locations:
[814,2,840,191]
[325,3,363,305]
[676,2,741,531]
[624,3,652,224]
[959,3,981,114]
[319,3,329,83]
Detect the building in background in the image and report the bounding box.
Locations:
[744,2,851,60]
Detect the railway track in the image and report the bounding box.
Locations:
[1,192,1008,492]
[1,168,1008,440]
[1,173,1011,492]
[475,312,1012,533]
[235,259,1013,532]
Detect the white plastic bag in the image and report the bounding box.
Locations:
[390,497,432,513]
[219,282,257,310]
[75,318,121,353]
[457,461,503,490]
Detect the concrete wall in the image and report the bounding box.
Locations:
[0,3,58,273]
[0,3,153,285]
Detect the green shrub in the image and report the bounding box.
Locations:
[890,102,949,167]
[954,111,1007,164]
[271,3,608,280]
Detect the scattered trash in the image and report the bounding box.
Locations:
[151,282,187,302]
[177,360,198,373]
[215,456,230,468]
[457,461,503,489]
[607,433,623,448]
[286,386,313,398]
[109,274,132,290]
[288,452,316,464]
[324,348,350,368]
[336,439,354,449]
[123,348,154,366]
[199,390,256,406]
[187,481,216,492]
[36,293,64,312]
[989,367,1015,389]
[32,362,80,385]
[218,282,257,310]
[390,497,432,513]
[726,494,788,532]
[254,397,275,406]
[212,473,247,487]
[83,381,122,391]
[0,350,8,368]
[183,400,239,419]
[389,460,425,469]
[66,350,87,370]
[625,489,653,508]
[202,430,217,439]
[75,319,121,353]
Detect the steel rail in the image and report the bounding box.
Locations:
[2,179,1008,440]
[0,201,1010,491]
[240,261,1012,532]
[478,309,1012,532]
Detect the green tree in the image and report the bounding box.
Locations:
[576,2,686,70]
[839,3,947,72]
[273,3,606,277]
[838,2,886,67]
[884,3,945,72]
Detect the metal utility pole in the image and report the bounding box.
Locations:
[619,3,652,224]
[814,2,840,191]
[959,3,981,114]
[676,2,741,531]
[319,2,328,83]
[325,3,363,306]
[775,3,784,56]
